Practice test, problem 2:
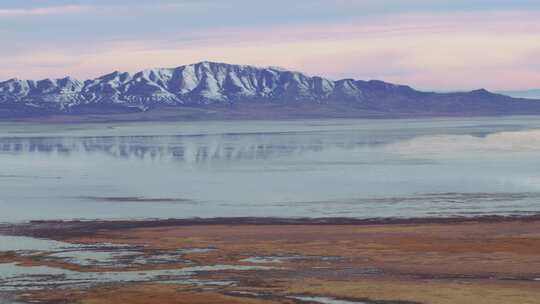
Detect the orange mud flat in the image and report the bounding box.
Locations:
[6,218,540,304]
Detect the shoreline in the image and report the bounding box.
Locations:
[2,215,540,304]
[2,214,539,239]
[2,106,540,124]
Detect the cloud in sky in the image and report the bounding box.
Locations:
[0,1,539,91]
[0,5,90,17]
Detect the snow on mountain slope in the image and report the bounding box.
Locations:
[0,62,344,111]
[1,61,539,116]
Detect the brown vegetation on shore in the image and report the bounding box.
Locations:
[3,218,540,304]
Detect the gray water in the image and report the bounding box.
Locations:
[1,116,540,222]
[0,261,270,291]
[291,296,368,304]
[0,234,236,292]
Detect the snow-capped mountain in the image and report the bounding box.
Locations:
[1,61,540,118]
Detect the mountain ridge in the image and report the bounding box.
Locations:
[497,89,540,100]
[1,61,540,119]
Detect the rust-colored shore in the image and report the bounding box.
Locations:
[3,217,540,304]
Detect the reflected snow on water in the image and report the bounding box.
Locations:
[1,117,540,222]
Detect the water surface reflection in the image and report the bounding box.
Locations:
[1,117,540,222]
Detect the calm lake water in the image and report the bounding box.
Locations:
[1,116,540,222]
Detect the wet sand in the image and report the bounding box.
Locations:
[1,217,540,304]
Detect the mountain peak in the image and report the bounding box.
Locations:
[1,61,539,118]
[192,60,228,66]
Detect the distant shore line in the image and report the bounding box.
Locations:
[3,105,540,124]
[2,214,539,239]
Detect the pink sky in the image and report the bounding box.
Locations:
[1,5,539,91]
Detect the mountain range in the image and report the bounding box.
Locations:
[1,61,540,120]
[497,89,540,100]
